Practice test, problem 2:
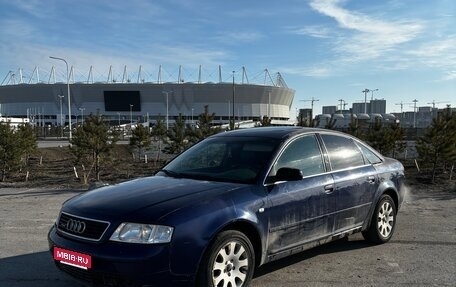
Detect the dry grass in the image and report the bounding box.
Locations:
[1,145,166,189]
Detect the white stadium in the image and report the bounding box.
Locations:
[0,66,295,128]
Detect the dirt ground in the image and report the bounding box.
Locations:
[0,145,167,189]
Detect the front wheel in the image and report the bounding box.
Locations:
[363,194,397,244]
[198,230,255,287]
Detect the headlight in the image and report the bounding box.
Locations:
[110,223,174,244]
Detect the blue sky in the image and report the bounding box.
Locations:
[1,0,455,115]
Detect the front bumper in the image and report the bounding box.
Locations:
[48,225,192,286]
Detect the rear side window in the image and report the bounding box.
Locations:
[321,134,365,170]
[358,143,383,164]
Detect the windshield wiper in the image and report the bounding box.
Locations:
[158,169,182,178]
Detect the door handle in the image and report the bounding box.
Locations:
[324,184,334,193]
[367,176,376,184]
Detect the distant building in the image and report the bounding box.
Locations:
[298,108,313,119]
[322,106,337,115]
[352,102,368,114]
[370,99,386,114]
[392,106,453,128]
[0,66,295,127]
[0,116,30,128]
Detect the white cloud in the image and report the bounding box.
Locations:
[215,31,265,44]
[279,65,332,78]
[441,71,456,81]
[309,0,423,61]
[406,37,456,68]
[405,36,456,81]
[289,26,332,38]
[9,0,54,18]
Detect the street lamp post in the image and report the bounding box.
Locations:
[129,104,133,132]
[231,71,235,130]
[162,91,172,130]
[362,89,370,114]
[50,56,72,140]
[58,95,64,138]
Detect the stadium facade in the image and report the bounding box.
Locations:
[0,67,295,127]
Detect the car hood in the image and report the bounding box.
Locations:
[62,176,240,220]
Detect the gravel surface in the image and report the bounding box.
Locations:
[0,185,455,287]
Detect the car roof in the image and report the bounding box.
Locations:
[212,126,330,140]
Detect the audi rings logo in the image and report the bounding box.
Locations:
[65,219,86,234]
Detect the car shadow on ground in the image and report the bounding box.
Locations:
[0,251,84,287]
[254,236,371,279]
[1,238,371,286]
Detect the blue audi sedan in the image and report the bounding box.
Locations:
[48,127,405,287]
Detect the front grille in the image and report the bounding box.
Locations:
[57,212,110,241]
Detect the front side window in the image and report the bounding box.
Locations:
[271,135,325,177]
[321,134,365,170]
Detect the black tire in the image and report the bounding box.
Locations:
[363,194,397,244]
[197,230,255,287]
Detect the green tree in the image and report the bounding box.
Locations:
[164,114,188,154]
[346,114,362,138]
[188,106,221,144]
[389,122,406,158]
[260,115,272,127]
[365,119,394,155]
[0,122,37,181]
[364,119,405,157]
[70,113,119,183]
[151,115,167,164]
[0,123,22,181]
[17,123,37,165]
[129,124,151,161]
[416,108,456,182]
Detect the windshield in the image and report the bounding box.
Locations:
[160,136,281,184]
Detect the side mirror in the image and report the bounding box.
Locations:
[275,167,303,182]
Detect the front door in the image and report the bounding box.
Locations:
[265,135,335,255]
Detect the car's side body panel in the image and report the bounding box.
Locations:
[330,165,378,233]
[265,174,335,255]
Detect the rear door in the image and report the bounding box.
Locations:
[319,134,379,234]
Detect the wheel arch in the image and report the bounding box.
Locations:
[364,187,399,231]
[382,188,399,213]
[196,219,263,275]
[218,220,263,268]
[194,219,263,286]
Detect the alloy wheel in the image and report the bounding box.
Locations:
[212,241,249,287]
[377,201,394,238]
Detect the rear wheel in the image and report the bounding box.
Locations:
[198,230,255,287]
[363,194,397,244]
